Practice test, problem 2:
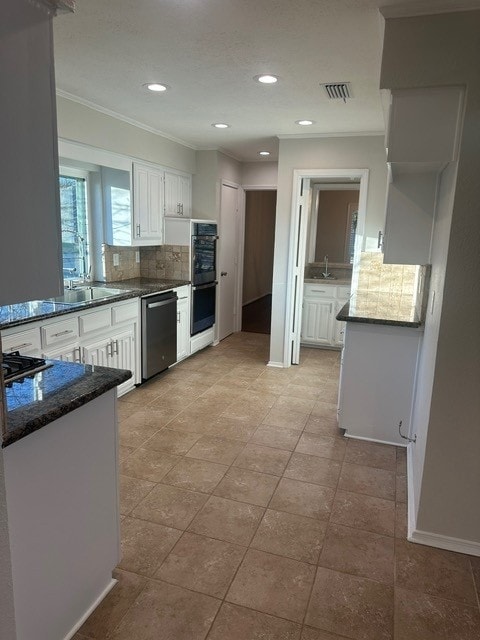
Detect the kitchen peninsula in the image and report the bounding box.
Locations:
[336,253,428,446]
[0,353,131,640]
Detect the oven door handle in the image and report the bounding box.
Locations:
[192,282,217,291]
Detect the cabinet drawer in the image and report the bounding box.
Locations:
[112,300,138,325]
[42,317,79,347]
[2,327,41,355]
[79,307,112,335]
[304,283,336,299]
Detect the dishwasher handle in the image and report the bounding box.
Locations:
[146,298,176,310]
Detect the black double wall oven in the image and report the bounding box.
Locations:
[191,222,217,335]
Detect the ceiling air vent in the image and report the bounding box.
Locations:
[321,82,352,102]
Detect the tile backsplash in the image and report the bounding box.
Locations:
[102,244,190,282]
[140,245,190,280]
[355,251,429,320]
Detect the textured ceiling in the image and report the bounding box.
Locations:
[52,0,471,161]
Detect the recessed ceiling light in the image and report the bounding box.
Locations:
[296,119,315,126]
[255,74,278,84]
[259,151,270,156]
[212,123,230,129]
[145,83,168,92]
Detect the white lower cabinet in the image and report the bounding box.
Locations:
[1,327,42,357]
[43,342,82,364]
[83,326,137,396]
[301,297,333,345]
[338,322,423,445]
[301,283,350,348]
[2,299,139,396]
[175,285,191,362]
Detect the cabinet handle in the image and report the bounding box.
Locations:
[311,289,326,293]
[136,223,141,237]
[52,329,74,338]
[6,342,33,352]
[115,340,119,354]
[177,311,181,323]
[180,203,184,215]
[74,347,82,363]
[377,230,384,249]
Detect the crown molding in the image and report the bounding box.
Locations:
[277,130,385,140]
[56,89,198,150]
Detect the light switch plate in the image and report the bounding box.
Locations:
[113,253,119,267]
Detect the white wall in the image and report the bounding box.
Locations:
[57,96,196,174]
[381,10,480,547]
[0,453,16,640]
[242,161,278,187]
[192,150,218,220]
[269,136,387,365]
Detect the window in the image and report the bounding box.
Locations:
[59,169,89,279]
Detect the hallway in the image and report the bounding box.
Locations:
[75,333,480,640]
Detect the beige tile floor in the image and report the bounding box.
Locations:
[75,332,480,640]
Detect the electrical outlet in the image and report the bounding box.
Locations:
[135,251,140,263]
[113,253,119,267]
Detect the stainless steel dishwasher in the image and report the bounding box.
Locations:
[141,291,178,380]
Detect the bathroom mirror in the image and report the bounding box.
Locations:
[306,182,360,266]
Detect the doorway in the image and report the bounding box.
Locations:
[241,190,277,334]
[285,169,369,365]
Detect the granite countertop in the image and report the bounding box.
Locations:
[0,278,190,330]
[336,290,423,328]
[304,278,352,286]
[2,361,131,447]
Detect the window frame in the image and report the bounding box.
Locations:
[59,165,91,280]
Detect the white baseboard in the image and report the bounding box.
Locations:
[267,361,285,368]
[64,578,117,640]
[406,445,480,556]
[408,529,480,557]
[343,431,407,448]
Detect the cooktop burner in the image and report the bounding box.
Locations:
[1,352,52,384]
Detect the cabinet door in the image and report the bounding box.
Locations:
[383,171,438,265]
[43,343,82,363]
[301,297,333,345]
[110,326,136,396]
[164,171,192,218]
[132,163,164,243]
[82,337,111,368]
[176,297,190,361]
[179,174,192,217]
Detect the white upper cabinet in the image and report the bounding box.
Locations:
[382,86,464,265]
[383,170,439,265]
[164,171,192,218]
[0,0,63,305]
[133,163,193,244]
[132,163,165,244]
[386,87,464,167]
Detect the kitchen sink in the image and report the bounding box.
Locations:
[45,286,129,305]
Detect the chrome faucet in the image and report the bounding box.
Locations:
[322,255,331,279]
